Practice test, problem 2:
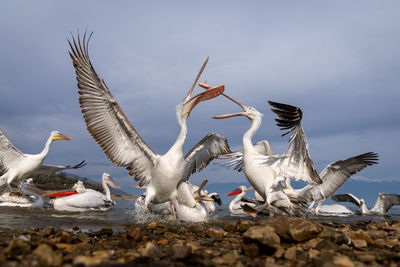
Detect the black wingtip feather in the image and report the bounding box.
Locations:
[268,101,303,137]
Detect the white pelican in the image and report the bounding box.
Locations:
[0,129,72,192]
[0,178,45,208]
[226,185,255,216]
[52,173,120,212]
[68,33,230,215]
[332,193,400,215]
[307,201,355,216]
[213,98,319,216]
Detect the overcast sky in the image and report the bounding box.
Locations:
[1,1,399,194]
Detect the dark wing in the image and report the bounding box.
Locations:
[0,129,25,175]
[267,101,322,184]
[331,193,362,207]
[29,160,87,178]
[181,133,231,182]
[299,152,378,201]
[68,33,158,182]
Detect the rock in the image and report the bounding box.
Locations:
[147,222,158,230]
[333,255,354,267]
[173,245,192,260]
[366,230,388,240]
[32,243,62,266]
[242,243,259,258]
[349,230,374,245]
[273,247,285,258]
[206,227,227,238]
[288,219,324,242]
[5,237,32,256]
[218,251,240,266]
[140,242,159,258]
[318,226,350,245]
[93,249,113,259]
[235,219,254,233]
[284,247,308,261]
[243,226,280,247]
[87,228,113,237]
[315,239,340,251]
[355,251,376,263]
[55,230,72,243]
[39,226,55,237]
[126,228,143,241]
[259,217,323,242]
[351,239,367,248]
[73,255,104,266]
[307,249,319,258]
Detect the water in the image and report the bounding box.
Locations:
[0,199,398,232]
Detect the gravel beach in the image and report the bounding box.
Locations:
[0,216,399,266]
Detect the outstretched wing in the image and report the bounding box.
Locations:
[181,132,231,182]
[374,193,400,213]
[299,152,378,201]
[29,160,87,178]
[217,140,273,172]
[331,193,362,207]
[0,129,25,175]
[266,101,321,185]
[68,33,158,182]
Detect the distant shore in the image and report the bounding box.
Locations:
[1,216,398,266]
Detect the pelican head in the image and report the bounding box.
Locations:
[50,131,72,141]
[102,172,120,189]
[73,180,86,193]
[211,94,263,122]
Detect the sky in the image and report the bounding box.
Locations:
[1,1,399,197]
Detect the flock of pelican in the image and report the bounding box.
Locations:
[0,32,399,221]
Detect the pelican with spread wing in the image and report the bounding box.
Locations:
[68,33,230,217]
[332,193,400,215]
[213,97,320,216]
[0,129,72,192]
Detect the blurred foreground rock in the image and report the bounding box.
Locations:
[0,216,398,266]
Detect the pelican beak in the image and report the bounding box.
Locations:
[25,185,45,195]
[52,133,72,141]
[245,187,254,192]
[131,185,147,189]
[107,176,120,189]
[43,190,78,198]
[195,196,214,202]
[183,85,225,119]
[209,92,251,120]
[226,188,243,196]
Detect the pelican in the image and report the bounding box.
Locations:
[212,98,319,216]
[332,193,400,215]
[0,129,72,192]
[226,185,255,216]
[307,201,355,216]
[0,178,45,208]
[68,33,230,215]
[52,173,120,212]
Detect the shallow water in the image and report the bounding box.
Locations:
[0,200,399,232]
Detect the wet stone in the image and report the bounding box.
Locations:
[284,247,308,261]
[87,228,113,237]
[32,243,62,266]
[39,226,55,237]
[333,255,354,267]
[173,245,192,260]
[243,225,280,247]
[351,239,368,249]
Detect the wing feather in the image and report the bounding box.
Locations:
[0,129,24,175]
[29,160,87,178]
[267,101,321,184]
[331,193,362,207]
[298,152,378,201]
[68,33,158,181]
[181,133,231,182]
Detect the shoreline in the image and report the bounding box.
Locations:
[1,217,399,266]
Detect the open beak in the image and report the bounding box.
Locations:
[183,85,225,119]
[226,188,243,196]
[52,133,72,141]
[199,82,249,120]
